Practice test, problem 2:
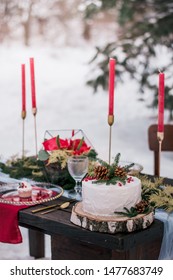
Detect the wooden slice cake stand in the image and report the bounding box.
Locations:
[70,202,154,233]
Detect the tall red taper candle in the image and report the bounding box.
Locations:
[108,58,115,116]
[21,64,26,113]
[30,57,38,156]
[30,57,36,109]
[108,58,115,164]
[21,63,26,158]
[158,72,165,133]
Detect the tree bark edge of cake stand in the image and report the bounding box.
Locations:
[70,202,154,233]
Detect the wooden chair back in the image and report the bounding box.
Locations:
[148,124,173,176]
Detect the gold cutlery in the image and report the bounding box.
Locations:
[40,201,70,215]
[31,203,59,213]
[32,199,75,214]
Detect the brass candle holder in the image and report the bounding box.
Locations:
[21,110,26,158]
[108,115,114,165]
[157,131,164,177]
[32,107,38,157]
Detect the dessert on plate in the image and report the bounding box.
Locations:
[17,181,33,198]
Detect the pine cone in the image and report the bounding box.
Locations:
[135,200,149,213]
[114,166,127,178]
[94,166,109,180]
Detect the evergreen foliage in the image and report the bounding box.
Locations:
[1,156,173,214]
[114,204,151,218]
[85,0,173,119]
[94,153,134,185]
[0,156,75,190]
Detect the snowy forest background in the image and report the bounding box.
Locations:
[0,0,173,260]
[0,0,172,178]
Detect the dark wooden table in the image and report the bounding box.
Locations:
[19,196,164,260]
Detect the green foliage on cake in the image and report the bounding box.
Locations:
[114,200,152,218]
[90,153,134,185]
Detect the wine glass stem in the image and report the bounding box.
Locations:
[74,180,82,194]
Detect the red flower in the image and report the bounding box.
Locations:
[42,136,91,155]
[58,138,69,149]
[73,146,91,155]
[42,137,69,151]
[42,137,58,151]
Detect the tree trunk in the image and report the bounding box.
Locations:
[23,2,33,46]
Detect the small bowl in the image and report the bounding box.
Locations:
[119,161,143,175]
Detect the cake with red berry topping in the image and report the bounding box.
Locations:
[82,154,142,217]
[82,176,141,216]
[17,181,33,198]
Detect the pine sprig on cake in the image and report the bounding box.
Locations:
[93,153,134,185]
[95,166,109,180]
[114,200,151,218]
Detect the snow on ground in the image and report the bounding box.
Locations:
[0,44,172,259]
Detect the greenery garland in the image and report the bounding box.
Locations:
[0,150,97,190]
[0,156,173,214]
[139,175,173,213]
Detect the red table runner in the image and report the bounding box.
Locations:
[0,183,60,244]
[0,203,29,244]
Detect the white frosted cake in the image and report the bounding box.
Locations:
[17,181,33,198]
[82,176,142,217]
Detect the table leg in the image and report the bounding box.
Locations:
[28,229,45,259]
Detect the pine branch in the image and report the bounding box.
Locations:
[112,153,121,167]
[114,205,152,217]
[96,158,110,168]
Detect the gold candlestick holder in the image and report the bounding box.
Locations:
[108,115,114,165]
[32,107,38,158]
[157,131,164,177]
[21,111,26,158]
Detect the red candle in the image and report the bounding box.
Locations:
[30,57,36,109]
[108,58,116,115]
[158,72,165,133]
[21,64,26,112]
